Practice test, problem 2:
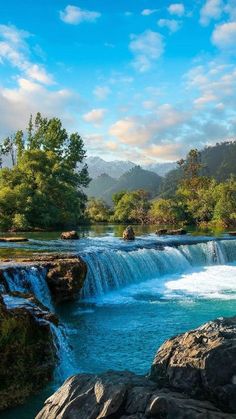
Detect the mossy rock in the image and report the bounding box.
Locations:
[0,295,57,410]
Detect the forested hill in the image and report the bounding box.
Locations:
[160,141,236,198]
[201,141,236,180]
[87,166,162,205]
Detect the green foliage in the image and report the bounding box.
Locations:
[0,113,90,230]
[112,190,151,224]
[149,198,185,225]
[86,198,110,222]
[212,178,236,227]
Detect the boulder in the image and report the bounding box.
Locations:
[36,316,236,418]
[0,293,57,411]
[123,226,135,241]
[46,257,87,302]
[150,316,236,412]
[229,232,236,236]
[155,229,168,235]
[36,372,235,419]
[60,231,79,240]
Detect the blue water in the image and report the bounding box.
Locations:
[1,233,236,419]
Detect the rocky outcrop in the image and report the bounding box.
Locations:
[123,226,135,241]
[61,231,79,240]
[150,316,236,413]
[46,257,87,302]
[36,316,236,418]
[0,255,87,303]
[0,293,57,411]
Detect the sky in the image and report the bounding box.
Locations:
[0,0,236,163]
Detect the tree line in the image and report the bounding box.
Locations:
[86,149,236,228]
[0,114,235,231]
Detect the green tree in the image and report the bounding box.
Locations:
[112,190,150,224]
[86,198,110,222]
[213,177,236,227]
[0,113,90,230]
[149,198,185,225]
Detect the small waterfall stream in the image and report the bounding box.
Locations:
[3,266,53,310]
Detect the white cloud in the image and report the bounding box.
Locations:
[83,108,107,125]
[0,24,53,85]
[200,0,224,26]
[158,19,182,33]
[109,104,187,146]
[60,5,101,25]
[141,9,158,16]
[212,21,236,49]
[93,86,111,100]
[168,3,185,17]
[129,30,164,72]
[0,77,79,136]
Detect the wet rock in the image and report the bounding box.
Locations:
[46,258,87,303]
[60,231,79,240]
[150,316,236,412]
[167,228,187,235]
[155,229,168,235]
[0,293,57,411]
[123,226,135,241]
[0,237,28,242]
[0,254,87,303]
[229,231,236,236]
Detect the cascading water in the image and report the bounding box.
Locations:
[81,240,236,299]
[50,323,77,382]
[2,266,53,310]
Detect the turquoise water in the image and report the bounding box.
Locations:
[1,231,236,419]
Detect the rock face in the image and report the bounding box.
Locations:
[36,373,235,419]
[0,255,87,303]
[0,294,57,411]
[37,316,236,418]
[60,231,79,240]
[151,316,236,413]
[46,257,87,302]
[123,226,135,241]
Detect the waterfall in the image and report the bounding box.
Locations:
[81,239,236,299]
[3,266,53,311]
[50,323,77,382]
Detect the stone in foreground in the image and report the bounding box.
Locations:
[60,231,79,240]
[123,226,135,240]
[36,316,236,418]
[151,316,236,413]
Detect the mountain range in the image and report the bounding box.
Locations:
[85,156,176,179]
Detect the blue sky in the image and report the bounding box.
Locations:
[0,0,236,162]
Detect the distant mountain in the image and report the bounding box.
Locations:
[85,156,176,179]
[86,157,136,179]
[144,162,176,176]
[87,166,162,205]
[86,174,116,199]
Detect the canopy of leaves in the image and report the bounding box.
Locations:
[0,113,90,230]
